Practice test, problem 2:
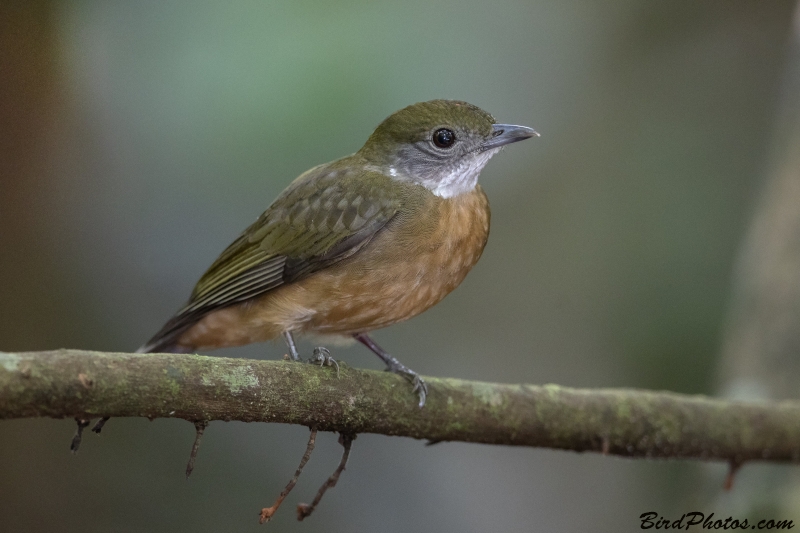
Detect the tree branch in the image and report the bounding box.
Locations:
[2,349,800,464]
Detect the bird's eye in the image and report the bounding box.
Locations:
[432,128,456,148]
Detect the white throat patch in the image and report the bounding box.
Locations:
[430,148,500,198]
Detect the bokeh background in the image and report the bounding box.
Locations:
[2,1,800,531]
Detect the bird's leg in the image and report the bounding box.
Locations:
[282,330,339,374]
[282,331,302,362]
[353,333,427,407]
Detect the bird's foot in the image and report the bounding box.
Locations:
[352,333,428,407]
[308,347,339,377]
[410,375,428,407]
[386,363,427,407]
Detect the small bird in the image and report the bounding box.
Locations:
[140,99,536,407]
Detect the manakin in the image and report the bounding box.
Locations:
[141,100,537,407]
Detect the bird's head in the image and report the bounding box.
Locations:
[358,99,537,198]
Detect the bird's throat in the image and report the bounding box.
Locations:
[428,148,500,198]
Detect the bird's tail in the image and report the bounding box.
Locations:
[136,338,194,354]
[137,315,199,354]
[136,342,194,353]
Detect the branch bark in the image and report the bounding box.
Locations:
[2,349,800,464]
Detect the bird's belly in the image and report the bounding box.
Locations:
[300,246,481,334]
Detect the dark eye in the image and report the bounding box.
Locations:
[432,128,456,148]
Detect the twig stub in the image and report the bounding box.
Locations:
[723,460,743,491]
[185,420,209,479]
[70,418,91,453]
[259,427,318,524]
[297,433,356,521]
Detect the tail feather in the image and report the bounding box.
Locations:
[136,335,195,354]
[137,314,200,353]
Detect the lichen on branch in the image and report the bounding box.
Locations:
[2,349,800,463]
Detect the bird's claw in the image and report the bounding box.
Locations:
[410,375,428,407]
[384,364,427,407]
[309,347,339,377]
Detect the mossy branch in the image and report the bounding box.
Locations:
[2,349,800,464]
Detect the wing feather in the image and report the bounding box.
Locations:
[139,162,402,352]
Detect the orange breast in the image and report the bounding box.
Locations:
[179,186,490,349]
[300,185,490,334]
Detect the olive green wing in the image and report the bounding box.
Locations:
[139,165,401,352]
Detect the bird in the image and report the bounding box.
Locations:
[139,99,536,407]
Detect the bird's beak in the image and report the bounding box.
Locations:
[480,124,539,151]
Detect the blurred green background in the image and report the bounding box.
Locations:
[2,1,798,531]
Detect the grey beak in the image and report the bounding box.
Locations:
[481,124,539,151]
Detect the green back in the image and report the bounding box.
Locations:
[141,157,404,352]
